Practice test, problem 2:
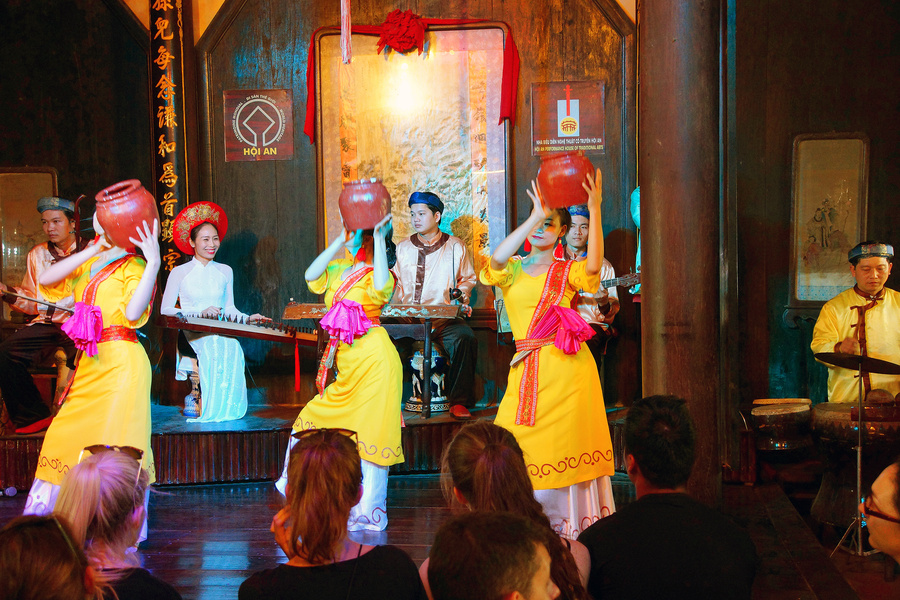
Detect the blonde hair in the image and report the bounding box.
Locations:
[286,431,362,564]
[55,451,149,568]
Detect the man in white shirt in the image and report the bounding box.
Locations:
[0,196,80,434]
[392,192,478,417]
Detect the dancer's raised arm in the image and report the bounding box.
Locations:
[584,168,604,277]
[125,219,161,322]
[490,181,551,270]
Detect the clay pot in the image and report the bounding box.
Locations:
[338,179,391,230]
[95,180,160,248]
[536,151,595,209]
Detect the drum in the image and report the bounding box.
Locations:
[810,402,900,527]
[750,402,812,451]
[405,342,449,414]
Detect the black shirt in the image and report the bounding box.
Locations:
[239,545,426,600]
[577,493,758,600]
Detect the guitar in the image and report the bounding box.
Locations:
[599,271,641,291]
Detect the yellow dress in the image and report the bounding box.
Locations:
[291,260,404,467]
[36,254,155,485]
[481,257,615,490]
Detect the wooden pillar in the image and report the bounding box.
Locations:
[638,0,721,504]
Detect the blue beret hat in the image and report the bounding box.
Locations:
[408,191,444,213]
[848,242,894,262]
[37,196,76,214]
[568,204,590,219]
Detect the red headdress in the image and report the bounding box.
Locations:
[173,201,229,255]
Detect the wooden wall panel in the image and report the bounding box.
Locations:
[733,0,900,405]
[197,0,636,405]
[0,0,151,200]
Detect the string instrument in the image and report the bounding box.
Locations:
[159,314,317,346]
[281,302,461,321]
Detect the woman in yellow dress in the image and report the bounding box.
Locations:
[24,213,159,526]
[480,170,616,539]
[276,215,403,531]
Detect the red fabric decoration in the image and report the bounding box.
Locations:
[304,18,519,144]
[376,10,427,54]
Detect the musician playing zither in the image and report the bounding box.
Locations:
[811,241,900,403]
[0,196,84,434]
[560,203,620,367]
[391,191,478,416]
[160,202,269,422]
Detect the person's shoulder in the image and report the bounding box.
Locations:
[365,544,417,565]
[360,546,425,597]
[446,234,467,247]
[113,568,182,599]
[397,236,415,249]
[29,241,51,255]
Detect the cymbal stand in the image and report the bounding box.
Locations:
[832,364,875,557]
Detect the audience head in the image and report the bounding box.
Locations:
[55,446,149,560]
[624,395,696,492]
[0,515,99,600]
[428,511,560,600]
[860,458,900,561]
[286,428,363,564]
[441,421,587,600]
[441,420,538,514]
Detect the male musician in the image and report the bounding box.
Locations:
[392,191,478,417]
[811,241,900,403]
[0,197,80,434]
[562,204,619,365]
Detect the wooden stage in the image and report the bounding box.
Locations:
[0,403,631,492]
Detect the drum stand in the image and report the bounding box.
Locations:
[831,366,875,557]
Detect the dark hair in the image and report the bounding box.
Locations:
[441,421,587,600]
[428,511,547,600]
[625,395,696,489]
[190,221,219,242]
[286,430,362,565]
[552,208,571,238]
[0,515,99,600]
[360,227,397,269]
[849,240,893,266]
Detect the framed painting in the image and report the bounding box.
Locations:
[313,24,513,310]
[789,133,869,308]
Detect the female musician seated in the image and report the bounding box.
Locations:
[160,202,268,422]
[240,428,425,600]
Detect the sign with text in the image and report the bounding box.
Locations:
[224,90,294,161]
[531,81,605,156]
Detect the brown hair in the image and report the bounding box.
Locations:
[0,515,101,600]
[440,420,588,600]
[287,430,362,564]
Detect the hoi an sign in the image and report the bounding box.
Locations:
[224,90,294,162]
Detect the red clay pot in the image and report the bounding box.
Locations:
[339,179,391,230]
[95,180,160,248]
[536,151,595,209]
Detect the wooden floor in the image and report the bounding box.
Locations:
[1,476,898,599]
